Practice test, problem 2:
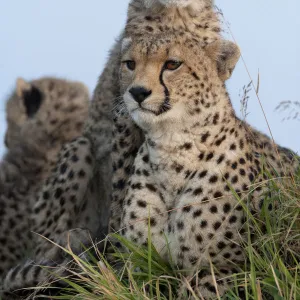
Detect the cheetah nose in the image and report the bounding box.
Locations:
[129,86,152,104]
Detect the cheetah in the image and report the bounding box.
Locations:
[118,34,299,298]
[0,77,97,298]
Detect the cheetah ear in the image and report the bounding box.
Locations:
[16,77,31,98]
[16,78,43,118]
[206,40,241,81]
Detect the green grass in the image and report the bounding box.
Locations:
[42,167,300,300]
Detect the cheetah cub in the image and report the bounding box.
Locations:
[119,34,299,298]
[0,77,89,293]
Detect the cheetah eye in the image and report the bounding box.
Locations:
[164,60,182,71]
[123,60,136,71]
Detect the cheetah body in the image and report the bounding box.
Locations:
[118,33,299,297]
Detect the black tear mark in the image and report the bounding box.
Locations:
[158,66,171,114]
[23,86,44,118]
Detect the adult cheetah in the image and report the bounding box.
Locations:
[0,77,94,298]
[118,34,299,298]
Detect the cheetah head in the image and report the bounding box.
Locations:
[5,77,89,149]
[120,35,240,132]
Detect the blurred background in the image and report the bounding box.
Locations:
[0,0,299,157]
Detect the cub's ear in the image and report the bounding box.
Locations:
[16,77,31,97]
[206,40,241,81]
[16,78,43,118]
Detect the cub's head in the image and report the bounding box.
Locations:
[120,35,240,132]
[5,77,89,149]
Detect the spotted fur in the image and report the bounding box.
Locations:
[118,35,299,298]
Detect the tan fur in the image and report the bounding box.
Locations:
[119,35,299,298]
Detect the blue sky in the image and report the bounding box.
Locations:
[0,0,299,157]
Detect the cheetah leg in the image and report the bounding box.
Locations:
[120,169,168,257]
[110,115,144,232]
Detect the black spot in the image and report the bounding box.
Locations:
[214,191,223,198]
[214,221,221,230]
[142,155,149,163]
[59,163,68,174]
[217,154,225,164]
[175,164,184,173]
[43,191,50,200]
[85,155,92,165]
[193,187,203,196]
[130,212,137,219]
[199,170,208,178]
[196,234,203,243]
[200,220,208,228]
[71,155,79,162]
[143,170,150,177]
[248,173,254,182]
[183,206,191,213]
[204,282,217,294]
[239,158,246,165]
[232,162,238,170]
[193,209,202,218]
[115,179,126,190]
[210,205,218,213]
[209,175,218,184]
[230,144,236,150]
[201,132,210,143]
[206,152,214,161]
[229,216,238,223]
[231,176,238,184]
[181,245,190,252]
[78,169,86,178]
[68,170,74,179]
[225,231,233,239]
[223,203,231,213]
[213,113,220,125]
[177,221,184,230]
[198,152,205,160]
[239,169,246,176]
[146,183,157,192]
[217,241,226,249]
[54,188,63,199]
[137,200,147,208]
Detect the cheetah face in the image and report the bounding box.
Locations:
[120,35,240,131]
